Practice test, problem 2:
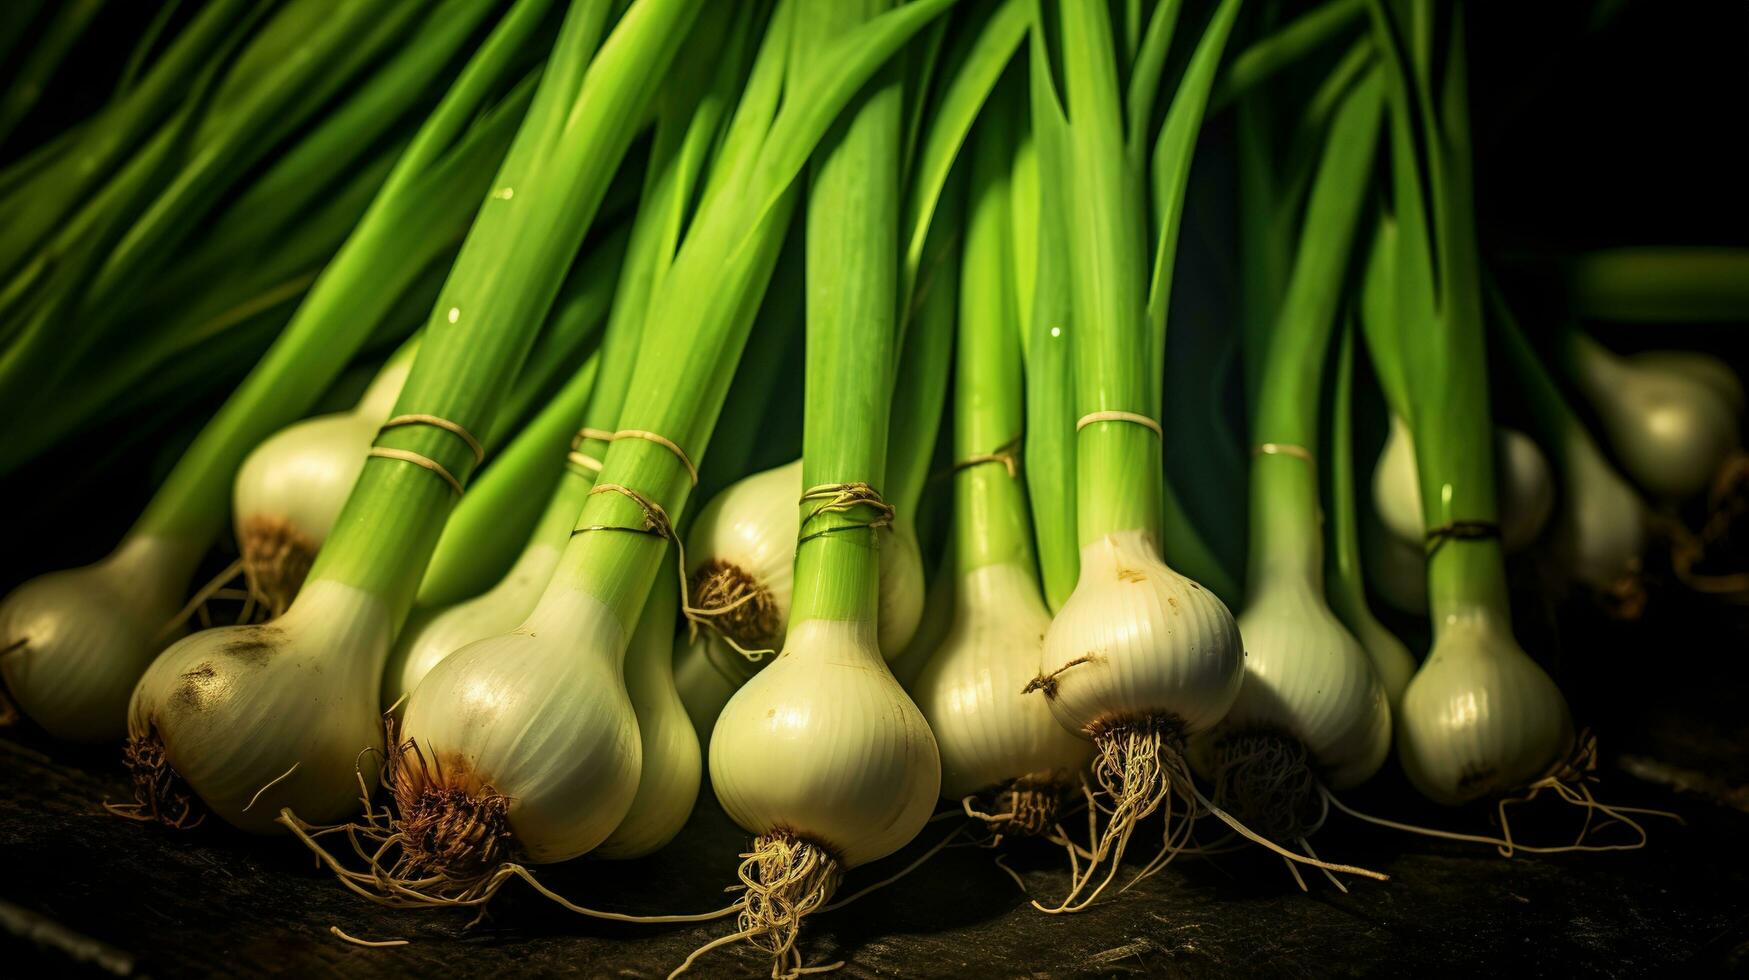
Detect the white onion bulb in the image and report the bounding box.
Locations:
[710,618,939,870]
[596,588,699,860]
[126,580,393,830]
[913,562,1090,815]
[380,538,562,709]
[2,536,200,742]
[1569,338,1742,501]
[1214,579,1392,791]
[1396,607,1574,805]
[1552,433,1650,609]
[400,590,642,863]
[1037,530,1244,740]
[672,629,756,755]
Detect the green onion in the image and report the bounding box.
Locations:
[363,0,953,911]
[122,0,684,832]
[1030,0,1246,912]
[705,3,944,970]
[913,75,1090,844]
[1206,68,1391,855]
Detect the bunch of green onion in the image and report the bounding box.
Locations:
[0,0,1733,972]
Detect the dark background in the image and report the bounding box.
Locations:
[3,1,1748,977]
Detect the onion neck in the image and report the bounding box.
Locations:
[1246,455,1323,598]
[1427,537,1511,632]
[1077,423,1163,546]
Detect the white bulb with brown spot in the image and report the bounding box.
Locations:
[1037,530,1244,740]
[684,460,924,660]
[126,580,393,831]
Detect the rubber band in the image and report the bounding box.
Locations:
[367,448,464,495]
[796,483,895,548]
[1076,410,1163,437]
[954,435,1022,478]
[379,414,483,465]
[611,429,698,486]
[572,427,615,449]
[1423,519,1501,557]
[1253,443,1315,464]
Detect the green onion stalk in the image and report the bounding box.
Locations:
[1368,1,1576,809]
[121,0,683,833]
[912,77,1091,846]
[383,29,744,709]
[676,0,1023,701]
[1027,0,1246,914]
[1360,213,1554,616]
[3,126,423,471]
[2,0,465,416]
[1565,247,1749,325]
[1196,70,1394,863]
[227,174,622,622]
[0,0,255,288]
[0,0,543,746]
[704,4,943,971]
[300,0,955,916]
[670,233,808,748]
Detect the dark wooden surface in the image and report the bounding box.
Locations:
[3,671,1747,980]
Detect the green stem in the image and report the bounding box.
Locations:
[1212,0,1366,108]
[488,222,626,446]
[887,171,963,522]
[1048,0,1159,545]
[1246,71,1381,592]
[311,0,696,620]
[1025,33,1078,609]
[1369,0,1506,623]
[554,0,957,630]
[418,352,601,607]
[1566,247,1749,324]
[790,0,902,628]
[129,0,551,550]
[954,75,1033,577]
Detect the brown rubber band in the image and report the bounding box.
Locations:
[610,429,698,486]
[380,414,484,465]
[1076,410,1163,437]
[572,427,615,449]
[367,448,464,495]
[796,483,895,548]
[1424,520,1501,557]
